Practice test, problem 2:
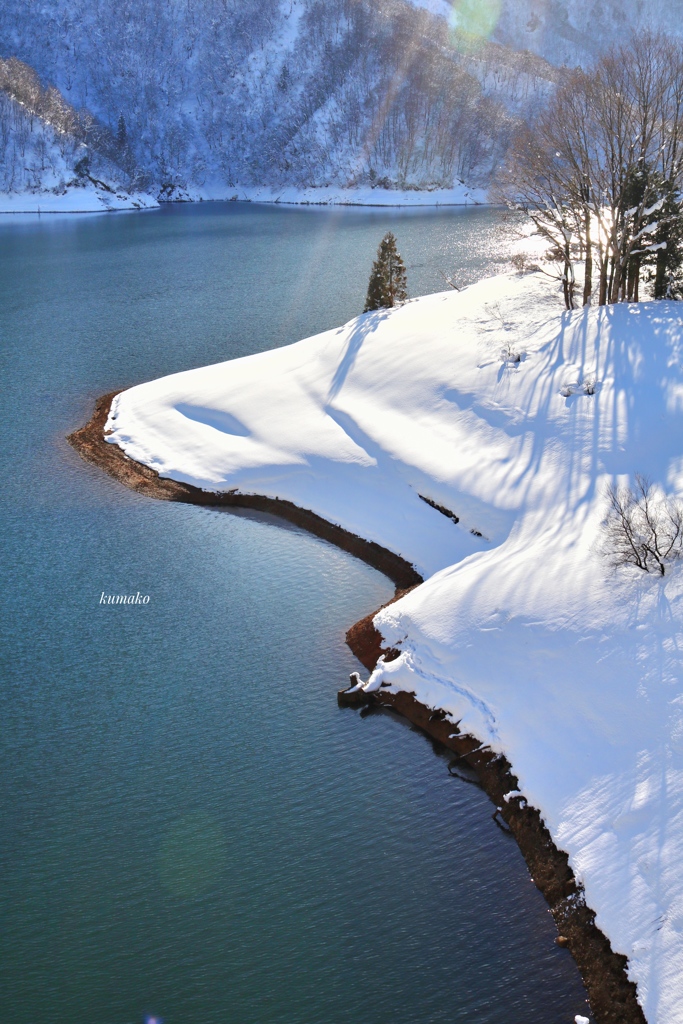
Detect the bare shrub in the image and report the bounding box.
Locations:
[510,252,539,274]
[605,475,683,575]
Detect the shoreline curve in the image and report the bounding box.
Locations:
[67,391,645,1024]
[67,391,421,591]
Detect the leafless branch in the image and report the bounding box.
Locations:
[604,475,683,575]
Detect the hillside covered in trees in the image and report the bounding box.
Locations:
[0,0,555,197]
[4,0,683,200]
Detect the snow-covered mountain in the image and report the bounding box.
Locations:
[490,0,683,67]
[1,0,677,200]
[0,0,555,196]
[418,0,683,67]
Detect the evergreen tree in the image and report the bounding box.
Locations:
[649,181,683,298]
[364,232,408,311]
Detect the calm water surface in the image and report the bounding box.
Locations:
[0,204,590,1024]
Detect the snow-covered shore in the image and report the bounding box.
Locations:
[0,183,158,214]
[104,273,683,1024]
[142,181,488,207]
[0,181,486,214]
[205,183,487,207]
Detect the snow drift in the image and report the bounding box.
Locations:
[105,272,683,1024]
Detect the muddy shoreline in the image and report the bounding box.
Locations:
[68,392,645,1024]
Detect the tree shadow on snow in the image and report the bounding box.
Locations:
[328,309,389,400]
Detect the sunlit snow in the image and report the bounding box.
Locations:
[106,272,683,1024]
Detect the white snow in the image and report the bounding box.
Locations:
[0,87,159,214]
[105,271,683,1024]
[0,180,483,215]
[169,182,488,207]
[0,183,158,214]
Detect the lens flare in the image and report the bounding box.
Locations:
[448,0,502,45]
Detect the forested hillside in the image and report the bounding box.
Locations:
[0,0,556,196]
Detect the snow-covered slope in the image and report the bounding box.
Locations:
[106,273,683,1023]
[0,183,157,213]
[0,74,157,212]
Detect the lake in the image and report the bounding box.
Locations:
[0,202,590,1024]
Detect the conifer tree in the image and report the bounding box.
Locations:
[364,232,408,311]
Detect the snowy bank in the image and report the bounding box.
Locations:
[1,181,485,213]
[0,182,158,214]
[105,273,683,1024]
[162,182,487,207]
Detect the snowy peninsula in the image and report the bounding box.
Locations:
[103,272,683,1024]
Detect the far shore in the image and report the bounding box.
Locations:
[67,390,646,1024]
[0,182,490,215]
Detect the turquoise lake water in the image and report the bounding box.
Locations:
[0,203,591,1024]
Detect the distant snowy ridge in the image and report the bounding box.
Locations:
[105,273,683,1023]
[413,0,683,68]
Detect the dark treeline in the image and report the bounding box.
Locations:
[499,34,683,307]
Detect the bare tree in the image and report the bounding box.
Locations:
[498,34,683,308]
[604,475,683,575]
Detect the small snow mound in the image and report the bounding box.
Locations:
[500,344,524,365]
[559,377,600,398]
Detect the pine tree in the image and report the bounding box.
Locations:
[364,232,408,311]
[649,182,683,299]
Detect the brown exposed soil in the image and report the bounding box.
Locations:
[344,619,646,1024]
[69,391,645,1024]
[344,589,416,670]
[67,391,421,590]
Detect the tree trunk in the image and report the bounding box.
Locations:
[626,259,635,301]
[654,249,667,299]
[583,209,592,306]
[609,255,623,303]
[626,256,641,301]
[599,257,608,305]
[563,256,576,310]
[607,256,616,304]
[561,268,573,307]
